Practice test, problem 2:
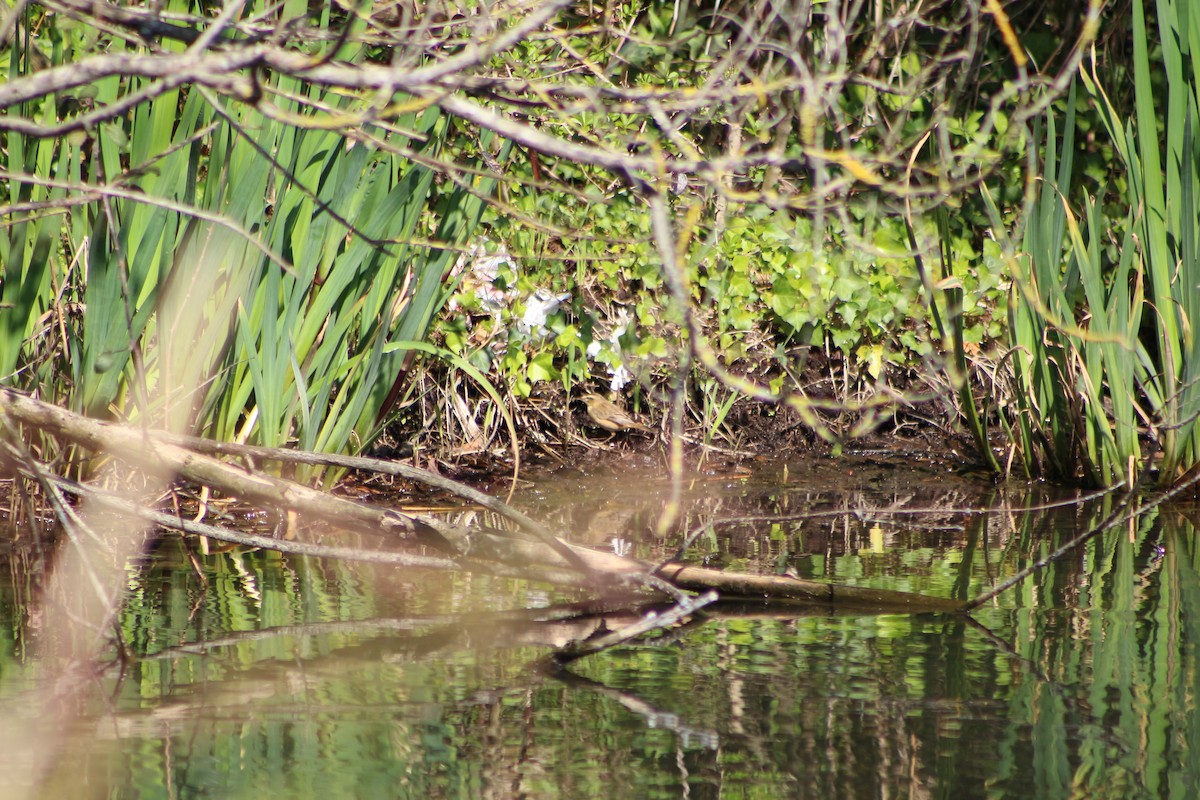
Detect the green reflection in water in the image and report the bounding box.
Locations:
[1,490,1199,799]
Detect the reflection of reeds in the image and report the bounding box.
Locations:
[3,461,1196,799]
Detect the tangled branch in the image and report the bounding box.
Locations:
[2,0,1104,211]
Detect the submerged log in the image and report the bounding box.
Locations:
[460,528,966,612]
[655,563,967,611]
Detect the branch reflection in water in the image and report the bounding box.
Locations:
[0,457,1194,799]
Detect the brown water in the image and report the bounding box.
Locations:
[0,455,1196,799]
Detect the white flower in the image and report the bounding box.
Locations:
[611,308,632,341]
[471,252,510,284]
[450,241,516,316]
[609,364,633,391]
[518,289,570,336]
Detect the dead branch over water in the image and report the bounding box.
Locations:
[0,389,964,625]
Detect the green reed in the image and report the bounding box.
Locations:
[1,0,495,478]
[987,0,1200,486]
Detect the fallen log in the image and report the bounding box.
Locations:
[0,388,594,575]
[0,388,966,613]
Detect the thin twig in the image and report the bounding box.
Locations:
[149,430,597,575]
[551,590,718,662]
[965,469,1200,610]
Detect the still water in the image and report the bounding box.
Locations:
[1,454,1197,798]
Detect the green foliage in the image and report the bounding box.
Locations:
[995,0,1200,487]
[0,0,1085,456]
[1103,0,1200,482]
[420,0,1022,418]
[988,83,1138,484]
[451,184,1008,405]
[0,2,490,475]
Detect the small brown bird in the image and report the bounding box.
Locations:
[580,393,654,434]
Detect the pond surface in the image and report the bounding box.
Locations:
[1,454,1198,799]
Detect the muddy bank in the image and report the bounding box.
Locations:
[384,357,986,489]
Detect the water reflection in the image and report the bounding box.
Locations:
[0,458,1198,798]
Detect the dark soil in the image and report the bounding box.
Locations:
[371,380,988,497]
